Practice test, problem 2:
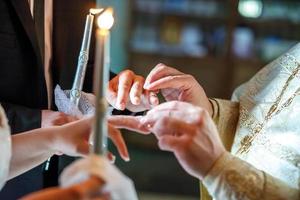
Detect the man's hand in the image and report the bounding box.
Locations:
[140,101,225,180]
[42,110,78,127]
[144,63,213,116]
[107,70,159,112]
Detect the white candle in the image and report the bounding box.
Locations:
[70,9,103,107]
[92,8,114,155]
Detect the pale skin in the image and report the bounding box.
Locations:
[107,64,213,115]
[107,70,159,112]
[108,101,226,180]
[8,116,143,179]
[41,110,78,127]
[108,64,224,180]
[141,101,225,180]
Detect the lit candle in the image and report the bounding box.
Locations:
[92,8,114,155]
[70,9,103,107]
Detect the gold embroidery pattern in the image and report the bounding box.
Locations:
[280,53,300,75]
[257,135,300,168]
[237,54,300,155]
[225,169,263,200]
[239,107,300,169]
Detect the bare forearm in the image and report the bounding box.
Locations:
[9,128,57,179]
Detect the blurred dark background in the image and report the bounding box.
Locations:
[104,0,300,199]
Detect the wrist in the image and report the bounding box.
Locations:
[201,147,226,179]
[46,126,63,155]
[203,151,230,181]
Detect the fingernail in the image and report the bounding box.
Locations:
[118,102,125,110]
[143,82,150,89]
[124,156,130,162]
[109,155,116,164]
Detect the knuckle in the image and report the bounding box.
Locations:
[155,63,167,71]
[133,81,142,89]
[121,83,131,90]
[161,116,170,124]
[135,75,145,82]
[185,74,195,80]
[196,109,207,124]
[122,69,134,77]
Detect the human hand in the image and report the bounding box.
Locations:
[42,110,78,127]
[144,63,213,116]
[21,176,108,200]
[60,155,138,200]
[51,117,130,161]
[141,101,225,180]
[107,70,159,112]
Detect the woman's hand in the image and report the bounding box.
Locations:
[51,117,131,161]
[107,70,159,112]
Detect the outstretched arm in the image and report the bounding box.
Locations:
[9,116,131,179]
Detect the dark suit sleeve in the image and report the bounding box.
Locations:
[1,102,41,134]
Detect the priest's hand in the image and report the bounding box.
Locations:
[42,110,78,127]
[107,70,159,112]
[144,63,213,116]
[51,117,131,161]
[141,101,225,180]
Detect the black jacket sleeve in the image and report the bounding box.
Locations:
[1,102,41,134]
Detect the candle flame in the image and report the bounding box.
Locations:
[97,8,114,30]
[89,8,103,15]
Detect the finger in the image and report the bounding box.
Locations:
[144,63,183,88]
[148,91,159,106]
[146,101,197,117]
[117,70,134,110]
[107,152,116,163]
[129,76,144,105]
[146,74,194,91]
[70,176,105,199]
[108,124,130,161]
[107,77,118,107]
[141,109,199,130]
[108,115,150,134]
[151,117,196,138]
[158,135,185,152]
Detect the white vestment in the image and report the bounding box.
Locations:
[231,43,300,189]
[203,43,300,200]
